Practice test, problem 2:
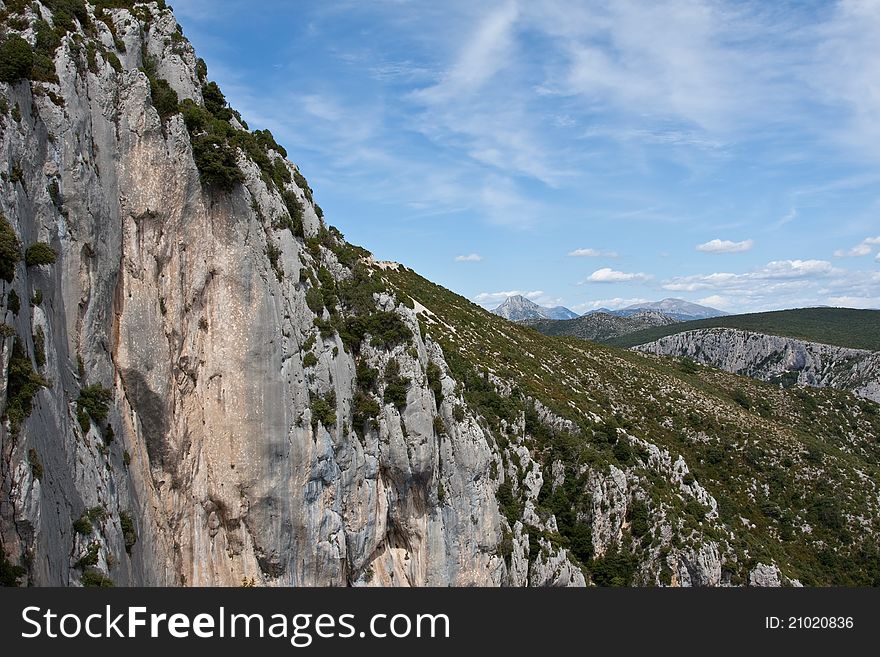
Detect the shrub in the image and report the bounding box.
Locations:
[190,131,243,190]
[28,448,43,480]
[426,361,443,406]
[0,551,26,586]
[76,541,100,569]
[282,191,305,237]
[120,511,137,554]
[4,339,49,434]
[612,438,632,465]
[7,289,20,315]
[266,241,284,282]
[496,481,522,524]
[732,388,752,409]
[80,568,114,587]
[453,404,465,422]
[25,243,58,267]
[33,327,46,367]
[0,214,22,282]
[73,513,92,535]
[30,289,43,306]
[149,76,179,121]
[305,286,324,314]
[352,390,380,435]
[302,352,317,368]
[77,384,112,433]
[293,169,313,204]
[628,500,650,537]
[311,390,337,429]
[356,361,379,389]
[0,36,33,83]
[682,472,696,485]
[590,547,637,587]
[383,360,409,410]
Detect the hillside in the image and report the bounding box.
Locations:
[524,311,678,342]
[606,308,880,351]
[385,266,880,586]
[2,0,880,589]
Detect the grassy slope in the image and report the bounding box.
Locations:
[605,307,880,351]
[381,265,880,585]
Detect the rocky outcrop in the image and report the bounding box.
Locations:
[636,328,880,402]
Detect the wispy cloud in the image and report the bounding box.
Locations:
[661,259,879,311]
[571,297,649,312]
[583,268,652,283]
[568,247,618,257]
[455,253,483,262]
[696,238,755,253]
[834,236,880,257]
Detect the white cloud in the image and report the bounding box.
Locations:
[826,295,880,309]
[697,294,733,310]
[571,297,649,312]
[660,259,879,312]
[473,290,543,304]
[834,236,880,257]
[696,238,754,253]
[455,253,483,262]
[664,259,837,292]
[583,268,652,283]
[567,247,618,257]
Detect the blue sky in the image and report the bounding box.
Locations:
[172,0,880,313]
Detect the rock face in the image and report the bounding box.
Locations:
[635,328,880,402]
[1,1,512,587]
[525,310,678,343]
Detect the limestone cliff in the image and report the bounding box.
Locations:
[635,328,880,403]
[0,0,513,586]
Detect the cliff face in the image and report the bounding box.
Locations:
[635,328,880,403]
[0,1,512,586]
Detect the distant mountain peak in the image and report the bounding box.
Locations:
[492,295,578,321]
[619,298,727,321]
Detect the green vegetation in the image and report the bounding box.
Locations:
[7,289,20,315]
[28,447,43,480]
[80,568,114,587]
[426,361,443,406]
[302,351,318,368]
[120,511,137,554]
[352,390,380,436]
[607,308,880,351]
[73,513,93,535]
[311,390,337,429]
[77,384,112,433]
[4,338,49,434]
[382,360,409,410]
[33,327,46,367]
[0,35,33,82]
[0,213,22,282]
[25,243,58,267]
[0,551,26,586]
[382,264,880,585]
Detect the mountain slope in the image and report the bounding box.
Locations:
[384,267,880,586]
[1,1,879,589]
[619,298,726,321]
[523,311,678,342]
[607,308,880,350]
[492,295,577,321]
